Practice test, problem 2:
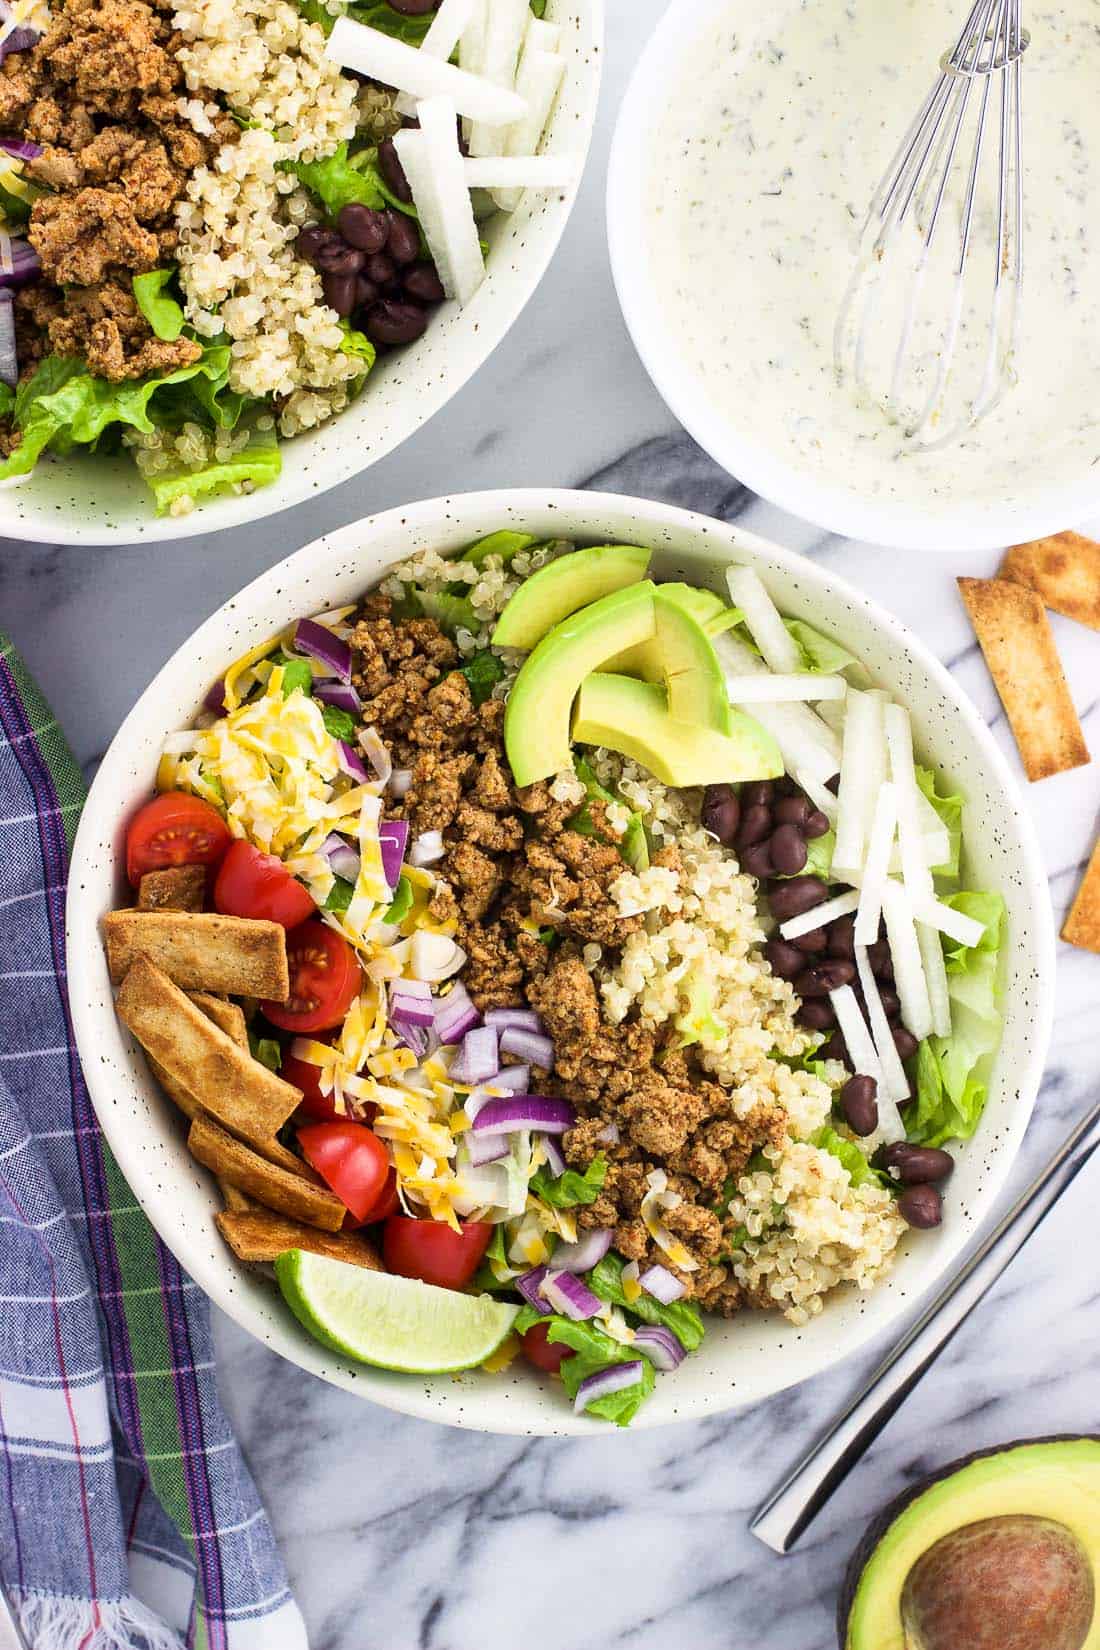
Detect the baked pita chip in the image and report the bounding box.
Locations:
[999,532,1100,632]
[217,1178,256,1213]
[215,1208,381,1270]
[104,909,289,999]
[137,865,206,912]
[1063,838,1100,954]
[188,992,247,1047]
[189,1115,345,1232]
[957,577,1090,783]
[117,956,301,1149]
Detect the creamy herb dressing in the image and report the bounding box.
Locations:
[647,0,1100,517]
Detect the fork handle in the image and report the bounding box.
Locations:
[750,1095,1100,1554]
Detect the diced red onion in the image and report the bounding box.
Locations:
[389,981,435,1027]
[0,293,15,389]
[392,977,431,1000]
[490,1063,529,1093]
[597,1121,620,1146]
[449,1025,499,1086]
[433,981,480,1045]
[389,767,413,798]
[0,4,40,61]
[574,1361,645,1414]
[639,1264,686,1305]
[484,1007,543,1034]
[315,679,361,715]
[539,1133,565,1177]
[499,1026,554,1070]
[379,818,408,888]
[471,1094,574,1135]
[633,1325,686,1372]
[551,1228,612,1273]
[203,678,226,716]
[540,1270,601,1321]
[294,618,352,681]
[465,1128,510,1166]
[322,831,361,884]
[392,1016,430,1057]
[338,741,369,782]
[408,829,444,868]
[0,137,40,160]
[516,1265,551,1314]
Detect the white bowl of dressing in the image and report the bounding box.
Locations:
[609,0,1100,552]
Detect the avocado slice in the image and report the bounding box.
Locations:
[492,543,651,650]
[839,1437,1100,1650]
[571,672,781,788]
[600,588,731,734]
[503,582,657,786]
[657,582,744,637]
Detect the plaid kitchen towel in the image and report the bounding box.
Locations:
[0,633,308,1650]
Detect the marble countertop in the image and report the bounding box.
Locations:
[5,6,1100,1647]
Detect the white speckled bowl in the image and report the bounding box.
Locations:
[67,489,1054,1433]
[0,6,602,545]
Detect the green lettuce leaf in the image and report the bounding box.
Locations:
[570,756,650,870]
[811,1125,890,1191]
[464,530,539,568]
[0,383,13,422]
[290,142,387,219]
[460,649,505,707]
[783,618,869,682]
[144,426,282,516]
[417,588,478,635]
[469,1225,516,1294]
[339,320,376,371]
[345,0,436,42]
[320,703,356,741]
[586,1252,706,1352]
[529,1154,606,1209]
[908,892,1005,1148]
[132,269,185,342]
[324,875,355,914]
[509,1311,655,1425]
[383,874,413,925]
[915,766,964,880]
[279,656,314,697]
[249,1031,283,1071]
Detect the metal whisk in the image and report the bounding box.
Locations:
[834,0,1029,449]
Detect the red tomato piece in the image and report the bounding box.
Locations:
[281,1050,341,1122]
[382,1216,492,1291]
[125,792,231,887]
[343,1167,399,1229]
[297,1121,390,1224]
[214,839,316,930]
[262,921,362,1034]
[520,1320,575,1376]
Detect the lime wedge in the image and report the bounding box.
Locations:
[275,1251,519,1374]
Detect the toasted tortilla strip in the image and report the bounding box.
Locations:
[1063,838,1100,954]
[217,1178,256,1213]
[1000,532,1100,632]
[137,864,206,912]
[215,1207,382,1270]
[957,577,1090,783]
[118,957,301,1148]
[104,909,289,999]
[189,1115,345,1232]
[188,992,247,1047]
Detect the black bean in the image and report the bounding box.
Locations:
[386,0,436,12]
[363,299,429,346]
[893,1025,919,1061]
[791,926,828,954]
[316,242,364,275]
[821,1034,849,1065]
[797,998,836,1032]
[741,780,775,808]
[767,876,829,921]
[386,208,421,265]
[880,1144,954,1185]
[825,773,841,795]
[897,1183,943,1229]
[775,775,800,797]
[803,809,831,840]
[877,987,901,1017]
[338,203,389,253]
[770,823,808,877]
[403,260,446,304]
[702,784,740,847]
[365,252,398,289]
[296,224,331,263]
[378,137,412,203]
[827,914,856,959]
[737,802,773,848]
[765,939,805,980]
[774,794,811,829]
[741,840,775,880]
[793,959,857,997]
[841,1074,879,1137]
[321,271,357,317]
[354,276,380,309]
[867,939,893,979]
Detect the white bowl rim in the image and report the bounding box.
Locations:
[67,486,1056,1433]
[606,0,1100,555]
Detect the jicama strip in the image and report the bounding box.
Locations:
[917,895,987,951]
[881,879,934,1042]
[725,566,803,674]
[888,827,950,879]
[522,16,562,53]
[394,100,485,305]
[854,945,910,1125]
[494,42,566,206]
[828,985,883,1085]
[833,689,885,876]
[714,632,841,780]
[779,887,858,942]
[724,672,847,703]
[884,702,935,914]
[394,0,477,115]
[915,786,953,863]
[916,922,952,1039]
[464,153,577,189]
[854,782,898,945]
[467,0,531,156]
[793,767,839,824]
[327,16,526,126]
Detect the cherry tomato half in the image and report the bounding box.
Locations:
[262,921,362,1034]
[382,1216,492,1291]
[125,792,231,887]
[520,1321,575,1376]
[281,1049,341,1122]
[297,1121,390,1224]
[343,1166,399,1228]
[214,839,316,930]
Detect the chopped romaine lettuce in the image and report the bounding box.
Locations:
[320,703,356,741]
[417,587,478,634]
[460,649,505,707]
[586,1252,706,1353]
[339,320,376,371]
[279,656,314,698]
[783,618,869,682]
[529,1153,606,1209]
[383,874,414,925]
[811,1124,890,1191]
[290,142,386,219]
[915,766,964,879]
[908,892,1005,1148]
[464,531,539,568]
[132,270,185,342]
[570,757,650,870]
[248,1032,283,1072]
[675,972,725,1049]
[144,426,282,516]
[511,1308,656,1425]
[324,875,355,914]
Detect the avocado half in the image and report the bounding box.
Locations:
[839,1437,1100,1650]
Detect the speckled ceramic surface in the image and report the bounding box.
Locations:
[0,3,602,546]
[65,488,1054,1435]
